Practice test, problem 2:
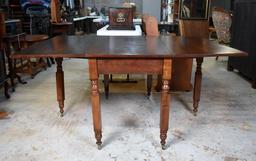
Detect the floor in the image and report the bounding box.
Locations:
[0,58,255,161]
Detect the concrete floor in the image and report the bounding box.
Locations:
[0,58,255,161]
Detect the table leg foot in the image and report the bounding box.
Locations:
[193,101,199,115]
[160,132,167,150]
[95,130,102,150]
[161,144,167,150]
[97,144,102,150]
[59,101,64,117]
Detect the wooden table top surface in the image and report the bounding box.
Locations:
[11,35,247,59]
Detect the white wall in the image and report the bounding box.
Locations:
[142,0,161,21]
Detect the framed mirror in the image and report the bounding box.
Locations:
[179,0,210,19]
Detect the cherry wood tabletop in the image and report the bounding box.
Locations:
[11,35,247,59]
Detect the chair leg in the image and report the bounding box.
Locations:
[215,56,219,60]
[27,59,34,79]
[104,74,109,99]
[4,82,10,99]
[126,74,130,81]
[155,74,162,92]
[146,75,152,98]
[50,58,55,64]
[46,58,52,67]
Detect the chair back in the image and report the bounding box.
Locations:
[179,19,209,38]
[212,7,232,43]
[142,15,159,36]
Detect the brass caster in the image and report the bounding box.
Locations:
[97,144,102,150]
[60,112,64,117]
[161,144,167,150]
[193,112,197,117]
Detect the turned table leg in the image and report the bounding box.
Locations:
[193,58,203,115]
[89,60,102,150]
[55,58,65,117]
[104,74,109,99]
[160,59,172,150]
[146,74,152,98]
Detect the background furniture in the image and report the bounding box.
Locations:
[154,19,209,93]
[212,7,232,44]
[176,19,209,91]
[4,33,27,90]
[26,5,50,35]
[97,25,142,36]
[51,22,74,36]
[0,50,10,99]
[0,9,10,99]
[227,0,256,89]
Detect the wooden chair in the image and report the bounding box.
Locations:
[169,19,209,91]
[23,34,49,78]
[142,15,160,97]
[146,18,209,97]
[212,7,232,44]
[4,33,48,81]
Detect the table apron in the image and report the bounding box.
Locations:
[97,59,164,74]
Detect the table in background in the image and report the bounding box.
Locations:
[96,25,142,36]
[12,35,246,150]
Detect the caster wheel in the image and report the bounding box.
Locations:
[60,112,64,117]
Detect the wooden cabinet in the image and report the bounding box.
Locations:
[227,0,256,88]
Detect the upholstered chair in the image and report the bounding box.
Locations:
[212,7,232,44]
